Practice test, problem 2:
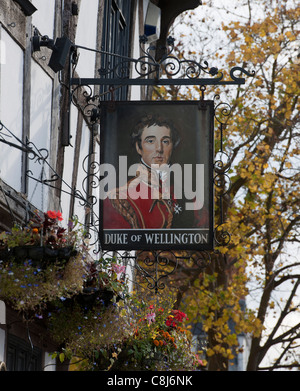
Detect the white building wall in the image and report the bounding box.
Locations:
[44,352,56,371]
[27,60,53,210]
[73,119,91,224]
[60,103,78,222]
[75,0,99,78]
[0,27,24,191]
[0,300,5,363]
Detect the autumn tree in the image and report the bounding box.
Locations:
[153,0,300,371]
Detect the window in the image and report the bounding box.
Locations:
[100,0,132,101]
[0,28,24,191]
[6,334,42,371]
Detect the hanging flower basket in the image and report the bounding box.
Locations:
[0,254,87,312]
[75,286,123,310]
[0,210,89,311]
[61,259,128,312]
[0,210,84,264]
[10,245,78,263]
[50,291,205,371]
[0,248,10,262]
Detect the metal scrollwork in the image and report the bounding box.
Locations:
[214,151,232,196]
[99,35,220,82]
[69,36,255,131]
[213,97,233,247]
[98,59,132,80]
[71,84,101,123]
[135,250,178,293]
[230,66,255,82]
[143,36,216,80]
[82,154,101,198]
[78,153,102,251]
[26,141,49,164]
[100,250,211,295]
[70,35,255,89]
[214,99,232,126]
[214,225,231,247]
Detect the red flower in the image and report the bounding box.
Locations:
[56,211,63,221]
[172,310,188,322]
[46,210,63,221]
[166,318,176,328]
[47,210,57,219]
[165,310,188,328]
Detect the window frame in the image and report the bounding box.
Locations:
[6,333,42,371]
[100,0,133,101]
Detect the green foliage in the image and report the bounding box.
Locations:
[50,290,203,371]
[0,251,87,312]
[0,210,86,250]
[0,211,90,312]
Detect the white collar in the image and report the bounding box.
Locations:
[141,159,170,182]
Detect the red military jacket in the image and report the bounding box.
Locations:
[102,163,208,229]
[103,163,173,229]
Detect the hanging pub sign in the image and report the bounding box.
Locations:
[99,100,214,251]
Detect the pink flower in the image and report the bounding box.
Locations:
[146,312,156,325]
[112,264,126,279]
[195,354,204,366]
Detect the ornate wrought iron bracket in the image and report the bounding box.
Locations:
[70,35,254,88]
[213,97,232,247]
[69,34,255,135]
[101,249,212,295]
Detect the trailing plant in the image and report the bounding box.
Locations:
[48,256,130,367]
[51,289,204,371]
[0,211,89,312]
[0,210,84,254]
[0,256,86,311]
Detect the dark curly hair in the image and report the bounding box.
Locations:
[131,113,181,150]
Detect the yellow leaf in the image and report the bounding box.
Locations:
[285,31,296,41]
[206,348,215,357]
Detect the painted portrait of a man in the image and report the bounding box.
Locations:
[100,101,214,250]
